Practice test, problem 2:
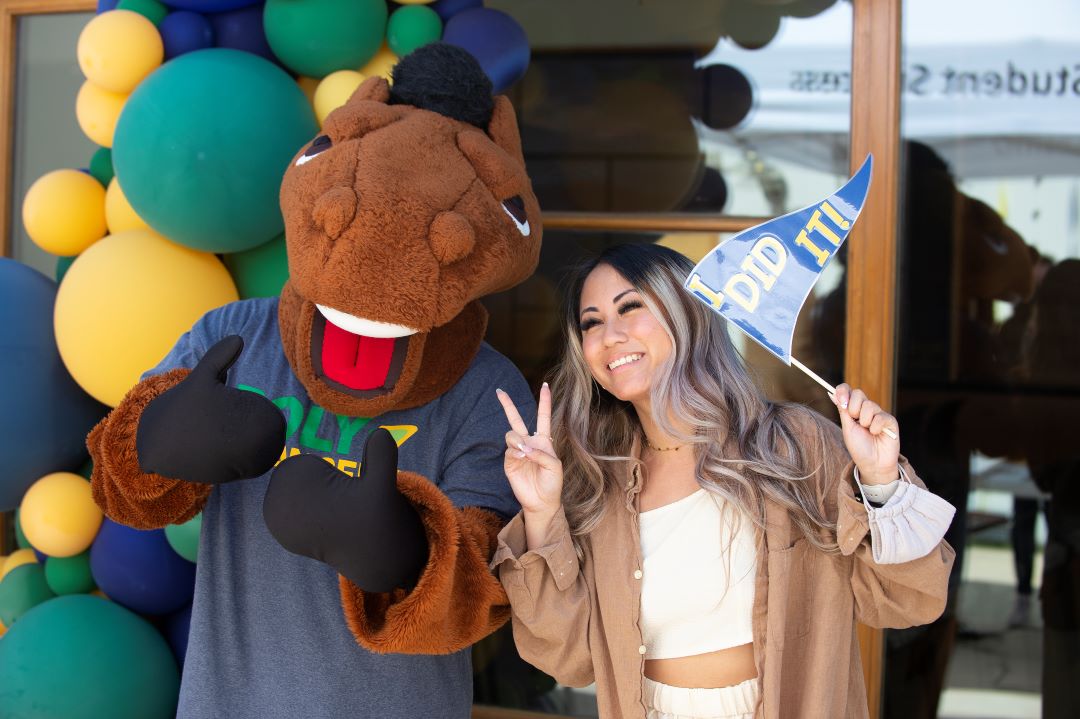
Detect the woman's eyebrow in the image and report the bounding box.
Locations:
[580,288,637,318]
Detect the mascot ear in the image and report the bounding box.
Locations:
[487,96,524,166]
[347,76,391,106]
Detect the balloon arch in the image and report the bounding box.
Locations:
[0,2,530,716]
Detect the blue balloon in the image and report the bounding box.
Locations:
[0,260,107,511]
[430,0,482,23]
[89,518,196,616]
[163,0,260,11]
[97,0,120,12]
[162,602,192,666]
[209,5,278,64]
[442,8,530,93]
[160,11,214,60]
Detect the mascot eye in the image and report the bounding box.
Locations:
[295,135,333,167]
[501,196,530,237]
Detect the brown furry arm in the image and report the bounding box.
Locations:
[88,369,212,529]
[339,471,509,654]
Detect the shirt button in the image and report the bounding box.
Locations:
[638,645,647,655]
[633,570,643,580]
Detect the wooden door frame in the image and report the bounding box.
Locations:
[848,0,903,716]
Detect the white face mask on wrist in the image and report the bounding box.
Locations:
[856,466,956,564]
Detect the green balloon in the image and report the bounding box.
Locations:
[164,513,202,563]
[45,553,96,595]
[222,233,289,299]
[89,147,114,187]
[56,255,77,283]
[113,49,318,253]
[0,595,179,719]
[14,507,30,549]
[0,564,55,626]
[264,0,387,78]
[387,6,443,58]
[76,456,94,481]
[116,0,167,26]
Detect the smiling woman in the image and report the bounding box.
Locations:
[491,242,956,719]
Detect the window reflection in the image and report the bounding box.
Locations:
[890,2,1080,717]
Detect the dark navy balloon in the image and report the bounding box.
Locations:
[0,259,107,511]
[89,518,196,616]
[430,0,482,22]
[442,8,530,93]
[209,5,278,64]
[160,11,214,60]
[163,602,192,666]
[97,0,120,12]
[163,0,260,11]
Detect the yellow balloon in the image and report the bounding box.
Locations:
[358,44,398,84]
[55,229,239,407]
[314,70,365,125]
[20,473,103,558]
[77,10,163,94]
[105,177,149,233]
[76,80,127,148]
[0,548,38,582]
[22,169,107,255]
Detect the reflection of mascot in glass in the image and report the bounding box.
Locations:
[87,44,541,717]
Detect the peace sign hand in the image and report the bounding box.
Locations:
[496,382,563,521]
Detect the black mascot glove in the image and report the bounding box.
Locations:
[263,428,429,593]
[136,335,286,484]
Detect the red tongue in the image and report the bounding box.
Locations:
[321,319,394,390]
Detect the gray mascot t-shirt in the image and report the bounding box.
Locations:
[147,297,531,719]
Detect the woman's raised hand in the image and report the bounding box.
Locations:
[496,383,563,520]
[832,383,901,485]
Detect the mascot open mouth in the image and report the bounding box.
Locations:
[311,305,415,395]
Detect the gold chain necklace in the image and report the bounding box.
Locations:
[642,436,683,452]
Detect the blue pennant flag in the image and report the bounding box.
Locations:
[684,154,873,364]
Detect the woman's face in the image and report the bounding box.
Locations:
[578,264,673,408]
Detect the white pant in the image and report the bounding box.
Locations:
[643,676,760,719]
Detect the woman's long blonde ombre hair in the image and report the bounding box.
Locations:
[549,243,838,553]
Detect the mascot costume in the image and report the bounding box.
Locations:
[87,43,541,718]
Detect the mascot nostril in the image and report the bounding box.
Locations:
[312,186,358,240]
[429,211,476,265]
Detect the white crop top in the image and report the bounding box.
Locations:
[638,488,757,660]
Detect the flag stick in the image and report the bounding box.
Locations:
[790,356,898,440]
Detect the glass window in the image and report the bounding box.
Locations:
[7,12,96,276]
[888,2,1080,717]
[495,0,852,218]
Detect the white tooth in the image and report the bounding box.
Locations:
[608,354,641,370]
[316,305,419,338]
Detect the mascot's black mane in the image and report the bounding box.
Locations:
[388,42,494,129]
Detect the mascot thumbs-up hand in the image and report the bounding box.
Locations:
[265,428,427,592]
[137,335,286,485]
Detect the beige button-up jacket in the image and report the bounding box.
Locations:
[492,411,955,718]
